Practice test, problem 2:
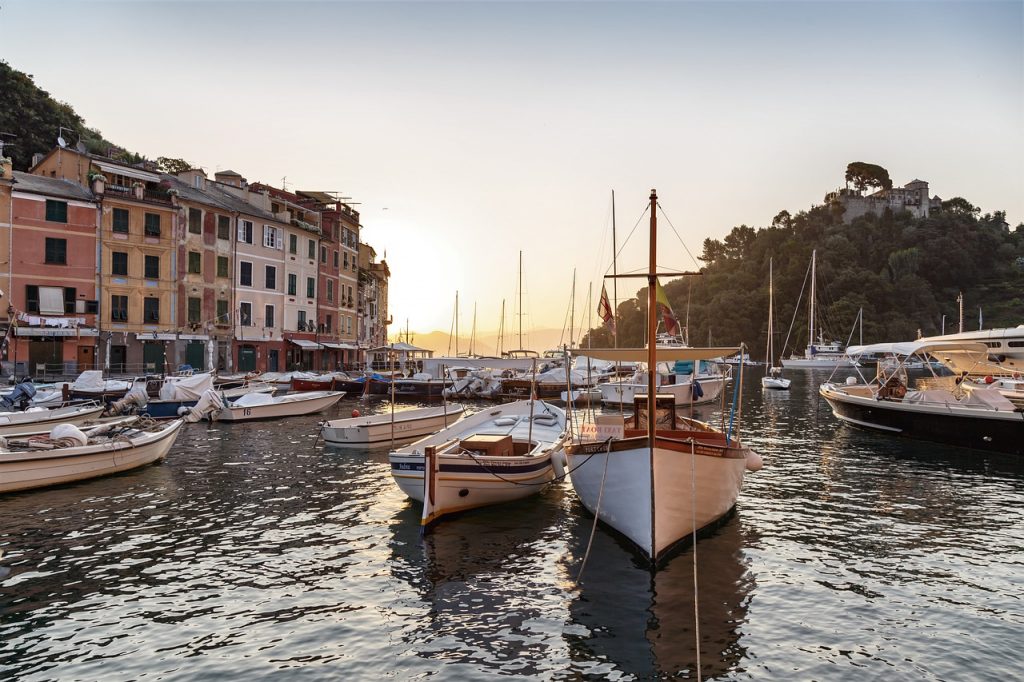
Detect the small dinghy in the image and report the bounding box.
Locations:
[0,417,184,493]
[322,403,467,446]
[389,399,568,526]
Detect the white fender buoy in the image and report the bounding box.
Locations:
[550,449,567,479]
[745,448,764,472]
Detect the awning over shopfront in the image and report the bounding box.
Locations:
[16,327,99,337]
[320,342,359,350]
[133,333,211,341]
[289,339,324,350]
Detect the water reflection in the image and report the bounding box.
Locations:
[563,511,754,679]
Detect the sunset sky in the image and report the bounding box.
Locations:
[3,1,1021,345]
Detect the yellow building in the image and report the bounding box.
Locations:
[31,149,177,373]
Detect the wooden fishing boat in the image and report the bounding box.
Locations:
[0,402,105,438]
[0,417,184,493]
[389,399,568,526]
[322,403,467,445]
[565,189,762,566]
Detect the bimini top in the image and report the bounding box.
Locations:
[573,346,740,363]
[845,340,990,358]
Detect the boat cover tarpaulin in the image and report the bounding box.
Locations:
[232,392,276,407]
[158,373,214,401]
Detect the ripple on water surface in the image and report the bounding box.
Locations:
[2,387,1023,680]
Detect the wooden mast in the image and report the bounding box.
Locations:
[647,189,658,442]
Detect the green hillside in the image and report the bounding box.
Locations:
[583,193,1024,360]
[0,60,135,170]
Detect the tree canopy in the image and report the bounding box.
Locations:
[0,61,131,169]
[845,162,893,193]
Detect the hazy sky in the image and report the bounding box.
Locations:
[3,1,1021,343]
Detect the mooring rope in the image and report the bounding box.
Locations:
[575,437,613,583]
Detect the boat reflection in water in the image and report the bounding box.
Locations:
[386,482,754,679]
[564,511,755,679]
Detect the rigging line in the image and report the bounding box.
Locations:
[780,256,813,360]
[656,203,701,270]
[602,204,650,277]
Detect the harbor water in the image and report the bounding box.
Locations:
[2,371,1022,680]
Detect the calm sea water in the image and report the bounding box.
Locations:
[2,371,1023,680]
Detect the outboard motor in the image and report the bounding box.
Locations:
[1,378,36,411]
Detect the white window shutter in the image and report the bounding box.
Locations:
[276,232,283,249]
[237,221,245,241]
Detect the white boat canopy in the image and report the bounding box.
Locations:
[576,346,740,362]
[845,340,990,359]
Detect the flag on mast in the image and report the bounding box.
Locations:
[598,283,616,333]
[655,279,681,337]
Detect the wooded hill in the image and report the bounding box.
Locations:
[582,193,1024,361]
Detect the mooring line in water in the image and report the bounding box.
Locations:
[576,437,613,583]
[691,438,702,681]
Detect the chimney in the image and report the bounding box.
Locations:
[0,157,12,181]
[31,152,45,168]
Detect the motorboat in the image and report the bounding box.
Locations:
[597,358,728,407]
[820,340,1024,454]
[564,189,762,566]
[184,389,345,422]
[322,403,467,446]
[0,402,106,438]
[0,417,184,493]
[388,399,568,526]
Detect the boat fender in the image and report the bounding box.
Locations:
[745,448,764,472]
[985,376,995,384]
[177,406,191,416]
[50,423,88,447]
[351,409,361,417]
[550,449,567,479]
[846,376,857,385]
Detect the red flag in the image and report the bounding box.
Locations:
[598,283,616,333]
[655,279,681,337]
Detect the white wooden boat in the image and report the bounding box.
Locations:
[598,366,726,406]
[0,403,105,438]
[389,399,568,526]
[216,390,345,422]
[565,190,762,566]
[322,403,467,445]
[0,418,184,493]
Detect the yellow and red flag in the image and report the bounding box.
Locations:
[655,279,681,337]
[598,283,616,333]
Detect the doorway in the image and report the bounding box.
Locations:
[142,342,165,374]
[77,345,95,372]
[238,345,257,372]
[110,345,127,373]
[186,341,205,371]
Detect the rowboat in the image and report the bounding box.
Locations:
[0,403,105,438]
[322,403,467,445]
[389,399,568,526]
[0,418,184,493]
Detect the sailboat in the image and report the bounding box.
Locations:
[762,258,791,390]
[564,189,762,565]
[781,249,857,369]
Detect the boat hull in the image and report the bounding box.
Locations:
[781,357,857,369]
[323,405,467,445]
[761,377,791,390]
[0,420,184,493]
[599,377,725,407]
[820,385,1024,455]
[217,391,345,422]
[290,377,335,392]
[0,403,105,437]
[565,435,748,562]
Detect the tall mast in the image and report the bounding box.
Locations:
[809,249,817,354]
[612,190,619,348]
[647,189,658,441]
[570,268,576,349]
[518,251,524,350]
[586,282,593,349]
[765,257,773,372]
[455,290,460,357]
[470,302,477,356]
[498,299,505,356]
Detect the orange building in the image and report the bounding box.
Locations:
[0,163,100,376]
